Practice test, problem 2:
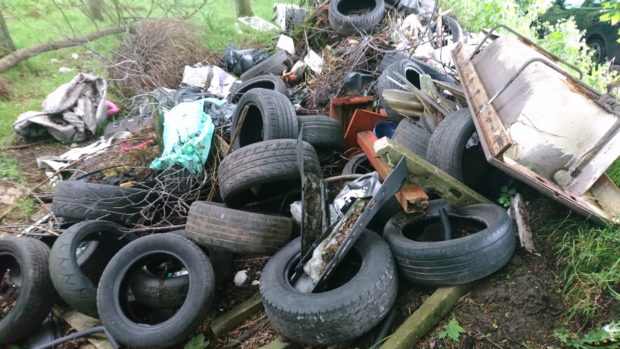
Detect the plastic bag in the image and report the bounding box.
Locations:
[150,98,216,174]
[220,46,270,77]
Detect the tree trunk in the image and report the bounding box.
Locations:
[0,26,127,74]
[235,0,254,17]
[0,10,16,57]
[86,0,105,21]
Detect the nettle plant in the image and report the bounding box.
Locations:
[443,0,619,93]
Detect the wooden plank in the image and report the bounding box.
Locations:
[380,285,471,349]
[374,138,490,207]
[258,338,292,349]
[357,131,429,213]
[211,293,264,337]
[62,310,112,349]
[452,44,511,157]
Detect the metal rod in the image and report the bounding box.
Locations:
[467,24,584,81]
[439,208,453,241]
[483,57,583,113]
[32,326,120,349]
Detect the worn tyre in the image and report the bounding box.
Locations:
[429,15,463,49]
[298,115,344,162]
[97,234,215,349]
[426,109,493,189]
[49,220,134,318]
[377,59,424,123]
[342,153,373,175]
[186,201,293,254]
[260,231,397,345]
[230,74,289,104]
[377,51,409,73]
[329,0,386,36]
[410,57,456,84]
[218,139,321,206]
[52,181,150,224]
[392,118,431,158]
[240,50,292,81]
[171,230,232,285]
[128,239,232,309]
[0,237,55,344]
[384,201,515,285]
[231,88,298,149]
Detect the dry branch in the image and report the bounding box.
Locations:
[0,26,128,74]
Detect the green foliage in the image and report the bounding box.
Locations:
[17,197,36,221]
[438,318,466,342]
[555,321,620,349]
[607,159,620,187]
[542,221,620,321]
[0,155,22,183]
[498,186,517,207]
[601,0,620,43]
[442,0,618,93]
[184,333,210,349]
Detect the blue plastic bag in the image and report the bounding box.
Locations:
[150,98,218,174]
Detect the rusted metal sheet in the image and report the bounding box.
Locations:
[357,131,428,213]
[453,29,620,224]
[343,109,387,150]
[328,96,374,129]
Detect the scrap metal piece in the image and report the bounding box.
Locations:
[291,157,408,292]
[453,25,620,224]
[297,129,326,256]
[357,131,429,213]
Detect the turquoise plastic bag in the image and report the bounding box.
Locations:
[150,98,219,174]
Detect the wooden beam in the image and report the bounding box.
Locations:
[210,293,264,337]
[374,137,490,207]
[357,131,429,213]
[380,285,471,349]
[259,338,292,349]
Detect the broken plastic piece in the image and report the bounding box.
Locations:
[303,50,323,74]
[276,34,295,55]
[105,100,120,117]
[238,16,280,32]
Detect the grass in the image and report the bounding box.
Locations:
[0,0,293,146]
[0,0,291,224]
[542,221,620,322]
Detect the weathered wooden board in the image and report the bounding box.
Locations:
[211,293,264,337]
[375,138,490,207]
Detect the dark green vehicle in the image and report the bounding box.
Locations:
[539,0,620,63]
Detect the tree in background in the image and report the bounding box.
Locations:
[601,0,620,43]
[0,10,16,57]
[86,0,105,21]
[235,0,254,17]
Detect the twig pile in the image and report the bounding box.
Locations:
[108,19,208,98]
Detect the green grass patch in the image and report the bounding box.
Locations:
[17,197,36,222]
[543,220,620,322]
[607,159,620,187]
[0,154,23,183]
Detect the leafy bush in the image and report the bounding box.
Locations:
[441,0,618,92]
